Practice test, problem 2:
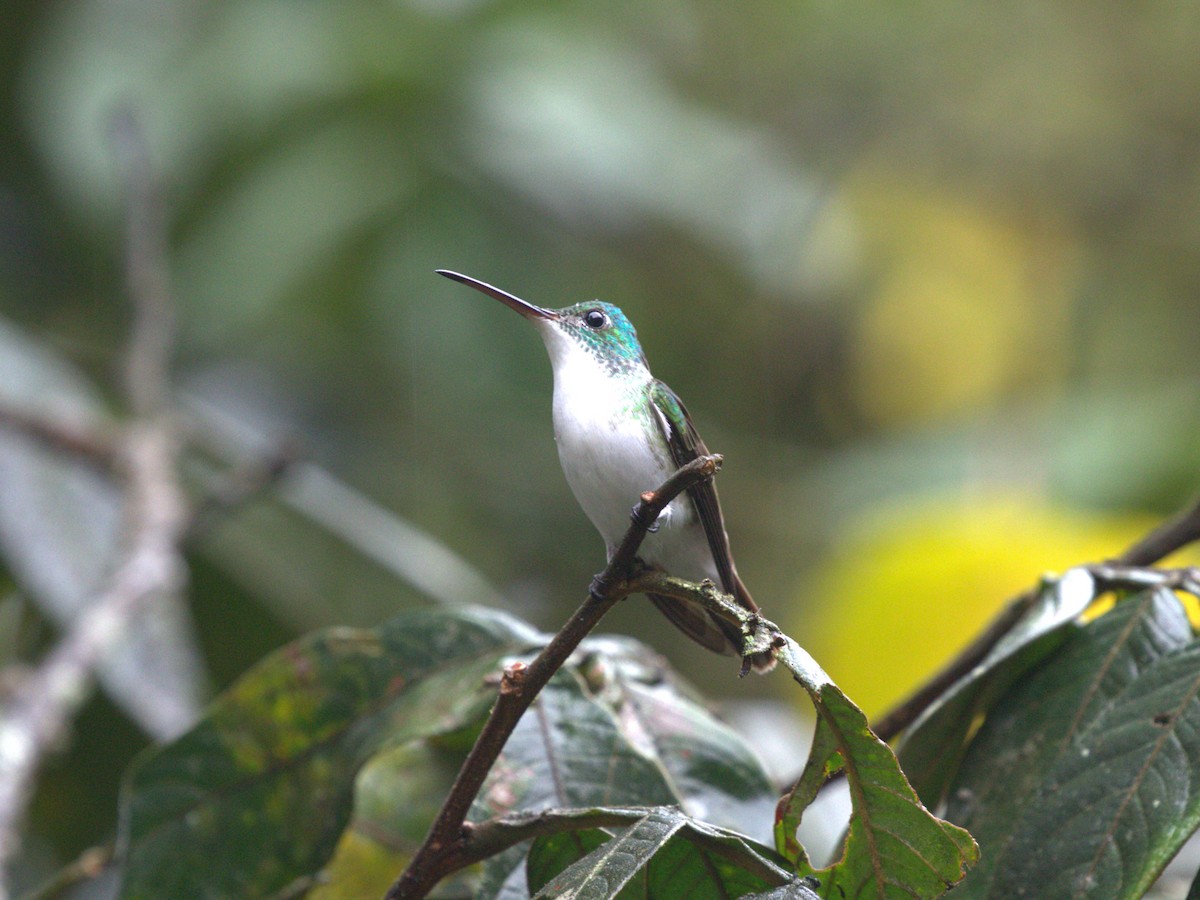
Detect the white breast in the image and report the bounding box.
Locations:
[536,323,715,581]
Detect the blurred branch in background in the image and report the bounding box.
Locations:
[0,407,116,471]
[184,396,507,609]
[0,110,188,893]
[284,463,505,608]
[0,105,509,889]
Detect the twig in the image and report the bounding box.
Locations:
[1108,495,1200,567]
[281,463,507,609]
[384,454,723,900]
[111,105,174,417]
[0,371,187,894]
[0,110,188,892]
[23,843,113,899]
[180,396,507,609]
[871,493,1200,743]
[0,404,116,470]
[184,438,301,543]
[1085,563,1200,596]
[449,808,649,871]
[869,590,1035,743]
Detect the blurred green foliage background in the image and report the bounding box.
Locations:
[2,0,1200,883]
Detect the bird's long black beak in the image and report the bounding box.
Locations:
[437,270,558,320]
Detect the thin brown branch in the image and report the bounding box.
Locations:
[624,571,785,671]
[871,493,1200,744]
[1108,495,1200,567]
[0,111,188,892]
[384,454,723,900]
[869,590,1035,744]
[0,404,117,470]
[457,808,648,867]
[626,571,745,623]
[184,438,302,543]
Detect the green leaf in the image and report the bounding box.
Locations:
[115,606,538,898]
[527,823,610,896]
[474,637,777,897]
[593,639,778,842]
[774,636,978,898]
[126,619,776,900]
[985,616,1200,896]
[307,740,466,900]
[474,667,678,899]
[897,567,1098,807]
[527,806,803,899]
[944,587,1192,895]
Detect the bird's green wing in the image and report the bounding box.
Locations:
[646,381,771,669]
[647,379,738,593]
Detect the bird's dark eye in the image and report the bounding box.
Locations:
[583,309,609,329]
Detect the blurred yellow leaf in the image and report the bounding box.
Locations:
[842,172,1079,426]
[308,828,406,900]
[796,493,1192,719]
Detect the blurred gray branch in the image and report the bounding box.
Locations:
[286,463,505,608]
[0,111,189,895]
[0,406,116,470]
[0,107,507,892]
[184,395,505,609]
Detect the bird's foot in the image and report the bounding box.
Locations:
[630,503,660,532]
[588,572,612,603]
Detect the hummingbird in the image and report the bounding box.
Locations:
[438,269,772,672]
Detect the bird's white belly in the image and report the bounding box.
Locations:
[551,377,715,582]
[554,401,671,544]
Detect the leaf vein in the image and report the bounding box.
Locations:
[1080,659,1200,890]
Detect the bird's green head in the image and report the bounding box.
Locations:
[438,270,648,374]
[550,300,646,372]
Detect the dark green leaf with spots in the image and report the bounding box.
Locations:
[115,607,538,898]
[979,595,1200,897]
[898,568,1098,809]
[943,587,1192,896]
